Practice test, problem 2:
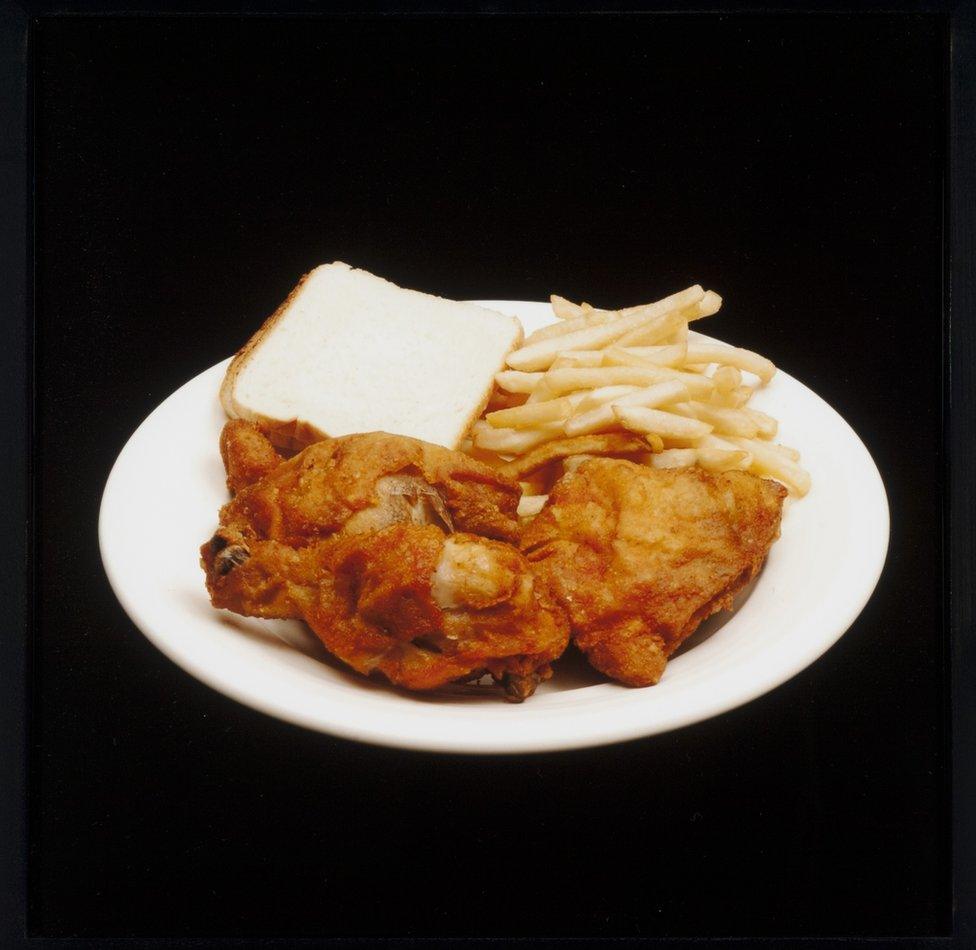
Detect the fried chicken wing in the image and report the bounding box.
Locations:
[201,423,569,700]
[521,459,786,686]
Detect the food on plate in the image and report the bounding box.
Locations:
[313,523,568,701]
[521,459,786,686]
[201,268,809,701]
[508,285,707,369]
[475,288,810,504]
[201,424,568,700]
[498,432,658,482]
[220,262,523,452]
[210,421,519,545]
[203,424,522,596]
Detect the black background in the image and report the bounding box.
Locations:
[32,13,947,940]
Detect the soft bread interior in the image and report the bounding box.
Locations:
[223,262,523,450]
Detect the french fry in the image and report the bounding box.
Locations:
[613,405,713,440]
[728,437,811,496]
[762,442,801,462]
[542,366,661,394]
[487,387,529,412]
[641,366,718,399]
[730,385,756,408]
[543,365,714,399]
[650,448,698,469]
[665,322,690,346]
[522,308,614,344]
[471,420,564,454]
[615,314,689,348]
[550,294,584,320]
[742,407,778,439]
[616,323,682,348]
[694,445,751,472]
[668,401,761,438]
[616,291,720,346]
[495,370,545,394]
[499,432,658,480]
[670,288,721,323]
[697,433,754,470]
[561,408,625,438]
[709,385,752,409]
[550,349,605,368]
[517,494,549,518]
[507,286,704,371]
[614,286,709,320]
[698,290,723,316]
[575,384,642,411]
[603,343,687,368]
[712,365,742,393]
[525,380,559,403]
[641,435,665,453]
[684,343,776,384]
[563,380,688,437]
[486,395,579,429]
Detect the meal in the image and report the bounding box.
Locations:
[200,262,810,701]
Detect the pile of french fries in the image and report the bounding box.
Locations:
[465,285,811,515]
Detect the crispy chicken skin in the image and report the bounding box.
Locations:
[521,459,786,687]
[310,524,568,696]
[212,425,521,549]
[220,418,284,495]
[202,423,568,699]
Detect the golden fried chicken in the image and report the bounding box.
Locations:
[201,423,569,700]
[309,523,568,697]
[521,459,786,686]
[213,424,521,551]
[220,418,284,495]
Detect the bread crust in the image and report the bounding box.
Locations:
[219,266,323,434]
[219,262,524,452]
[451,317,524,449]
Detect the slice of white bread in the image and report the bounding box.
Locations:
[220,262,523,451]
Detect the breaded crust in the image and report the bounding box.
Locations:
[216,430,523,549]
[522,459,786,686]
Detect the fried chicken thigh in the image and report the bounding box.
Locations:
[521,459,786,686]
[202,423,569,700]
[310,523,567,697]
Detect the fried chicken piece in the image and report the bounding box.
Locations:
[309,523,568,698]
[201,425,569,699]
[521,459,786,686]
[204,422,521,620]
[220,418,284,495]
[211,426,521,550]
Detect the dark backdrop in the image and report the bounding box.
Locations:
[32,13,947,940]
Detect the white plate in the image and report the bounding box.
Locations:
[99,300,889,754]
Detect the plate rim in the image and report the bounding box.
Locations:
[98,299,890,753]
